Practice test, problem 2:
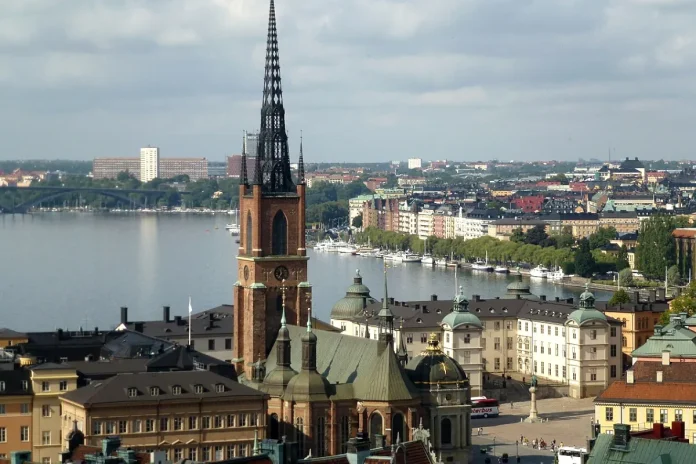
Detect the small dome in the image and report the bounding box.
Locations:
[505,274,537,300]
[406,334,468,388]
[441,287,482,330]
[282,370,331,402]
[330,269,377,320]
[568,284,607,325]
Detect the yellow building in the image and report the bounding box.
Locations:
[0,329,28,349]
[30,363,79,463]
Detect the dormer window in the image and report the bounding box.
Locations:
[194,384,204,394]
[172,385,182,395]
[215,384,225,393]
[128,387,138,398]
[149,387,159,396]
[0,381,4,392]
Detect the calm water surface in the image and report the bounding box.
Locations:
[0,213,612,331]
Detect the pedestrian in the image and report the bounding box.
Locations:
[510,401,514,408]
[522,376,526,384]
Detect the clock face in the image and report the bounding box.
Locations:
[243,265,249,280]
[274,265,289,281]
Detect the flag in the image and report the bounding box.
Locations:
[189,296,193,314]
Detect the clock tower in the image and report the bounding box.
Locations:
[233,0,310,379]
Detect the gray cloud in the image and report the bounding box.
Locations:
[1,0,696,162]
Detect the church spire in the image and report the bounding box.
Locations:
[255,0,294,192]
[298,130,305,185]
[241,130,249,186]
[378,263,395,345]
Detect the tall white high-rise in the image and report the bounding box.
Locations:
[140,146,160,182]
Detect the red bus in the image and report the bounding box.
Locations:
[471,398,500,418]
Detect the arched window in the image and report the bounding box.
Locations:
[441,418,452,445]
[272,210,288,255]
[369,413,383,448]
[295,417,305,457]
[270,413,279,439]
[316,417,326,457]
[392,413,404,444]
[340,415,351,453]
[246,212,253,255]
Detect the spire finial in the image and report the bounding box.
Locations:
[281,279,287,327]
[298,130,305,184]
[241,130,249,186]
[306,307,312,333]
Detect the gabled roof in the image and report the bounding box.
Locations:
[0,328,27,338]
[265,326,418,402]
[588,432,696,464]
[595,381,696,406]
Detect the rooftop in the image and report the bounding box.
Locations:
[595,381,696,406]
[588,428,696,464]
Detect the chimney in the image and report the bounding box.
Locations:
[540,295,547,301]
[612,424,631,450]
[120,307,128,325]
[661,350,670,366]
[94,327,99,335]
[567,298,574,304]
[209,312,215,328]
[163,306,171,323]
[174,315,182,325]
[472,294,481,302]
[134,322,144,333]
[626,370,634,384]
[656,287,666,301]
[648,289,656,303]
[654,324,663,335]
[389,297,395,305]
[653,423,664,438]
[656,370,663,383]
[672,421,685,439]
[431,294,438,301]
[346,432,371,464]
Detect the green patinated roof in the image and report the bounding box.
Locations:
[631,321,696,358]
[441,311,483,330]
[264,326,418,402]
[330,270,376,321]
[588,433,696,464]
[568,308,607,325]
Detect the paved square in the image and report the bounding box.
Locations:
[470,397,595,463]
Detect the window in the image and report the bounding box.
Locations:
[106,421,115,434]
[555,344,559,356]
[676,410,683,422]
[420,333,427,343]
[0,405,4,415]
[160,417,168,431]
[534,343,537,353]
[464,334,470,344]
[590,330,597,340]
[629,408,637,422]
[482,338,486,349]
[660,409,668,423]
[194,384,204,394]
[611,327,617,337]
[494,322,501,331]
[572,369,577,380]
[507,337,513,349]
[555,365,559,377]
[239,414,247,427]
[518,321,522,330]
[693,410,696,424]
[611,365,617,378]
[174,449,183,461]
[214,416,223,428]
[42,381,50,392]
[41,404,51,417]
[240,444,249,457]
[225,338,232,350]
[525,322,529,331]
[21,426,29,442]
[622,336,627,347]
[216,384,225,393]
[441,418,452,445]
[133,420,141,433]
[605,407,614,421]
[189,416,198,430]
[42,431,51,445]
[534,361,537,373]
[555,327,559,336]
[59,381,68,391]
[174,417,183,431]
[494,358,500,370]
[534,325,537,333]
[272,210,288,255]
[189,448,197,461]
[541,362,545,373]
[507,357,513,370]
[572,347,576,359]
[42,459,50,464]
[562,366,566,378]
[647,409,654,423]
[208,339,215,350]
[445,333,450,343]
[590,372,597,381]
[573,330,577,339]
[406,333,413,344]
[21,380,28,391]
[146,419,155,432]
[610,345,617,357]
[250,413,258,426]
[462,351,470,362]
[227,445,236,459]
[150,387,159,396]
[202,446,211,462]
[541,345,545,354]
[540,325,544,334]
[0,427,5,443]
[127,387,138,398]
[93,421,102,435]
[227,414,235,427]
[494,338,501,350]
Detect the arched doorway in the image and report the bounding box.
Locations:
[441,418,452,445]
[391,413,404,444]
[369,413,383,447]
[272,210,288,255]
[270,413,279,439]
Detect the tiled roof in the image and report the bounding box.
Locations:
[301,441,432,464]
[595,381,696,406]
[630,360,696,383]
[588,432,696,464]
[265,326,418,402]
[61,370,266,405]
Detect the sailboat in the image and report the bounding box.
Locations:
[471,250,494,271]
[226,208,240,235]
[422,237,435,265]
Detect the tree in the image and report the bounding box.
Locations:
[608,289,630,305]
[636,215,679,279]
[660,281,696,325]
[574,238,596,277]
[619,268,634,287]
[667,265,680,286]
[589,226,617,250]
[555,232,574,249]
[510,228,525,244]
[616,245,630,271]
[525,225,549,246]
[352,214,363,229]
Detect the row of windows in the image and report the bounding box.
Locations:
[127,383,229,398]
[606,407,692,424]
[92,413,259,435]
[0,426,30,443]
[139,443,252,462]
[0,380,66,393]
[481,357,514,370]
[531,363,617,379]
[0,403,31,414]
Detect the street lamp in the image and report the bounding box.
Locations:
[493,437,496,456]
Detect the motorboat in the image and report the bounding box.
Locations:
[225,223,240,235]
[549,267,567,281]
[391,252,404,263]
[530,265,549,278]
[337,244,358,255]
[435,258,448,267]
[446,261,460,268]
[422,254,435,265]
[402,253,422,263]
[471,251,493,272]
[494,265,509,274]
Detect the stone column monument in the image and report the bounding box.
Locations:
[524,375,542,423]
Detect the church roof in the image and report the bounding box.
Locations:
[265,326,418,402]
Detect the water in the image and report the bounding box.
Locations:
[0,214,612,331]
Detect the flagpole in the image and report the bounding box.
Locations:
[188,296,192,347]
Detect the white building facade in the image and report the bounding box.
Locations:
[140,146,160,182]
[407,158,423,169]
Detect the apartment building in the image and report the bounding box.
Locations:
[454,208,503,240]
[226,154,257,180]
[92,158,140,180]
[599,211,640,234]
[159,158,208,181]
[30,363,79,463]
[398,206,418,236]
[60,371,267,462]
[361,197,400,232]
[487,218,546,240]
[0,368,33,459]
[416,209,434,239]
[140,147,160,182]
[329,275,622,398]
[94,156,208,181]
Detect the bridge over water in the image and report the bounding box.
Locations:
[0,186,191,213]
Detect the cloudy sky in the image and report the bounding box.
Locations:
[1,0,696,163]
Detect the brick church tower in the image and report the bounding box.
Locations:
[233,0,310,379]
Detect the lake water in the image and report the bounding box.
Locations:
[0,213,612,331]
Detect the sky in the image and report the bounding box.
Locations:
[1,0,696,163]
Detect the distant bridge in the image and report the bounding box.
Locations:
[0,186,191,213]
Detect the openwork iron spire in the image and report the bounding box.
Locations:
[254,0,295,193]
[298,130,305,185]
[241,130,248,186]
